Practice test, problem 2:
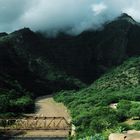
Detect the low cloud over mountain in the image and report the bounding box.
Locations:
[1,0,140,34]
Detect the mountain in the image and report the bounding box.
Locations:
[53,14,140,138]
[41,13,140,83]
[0,13,140,114]
[0,28,85,95]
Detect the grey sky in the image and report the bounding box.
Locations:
[0,0,140,34]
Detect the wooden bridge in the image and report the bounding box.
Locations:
[0,116,71,131]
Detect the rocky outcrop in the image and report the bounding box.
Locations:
[109,133,127,140]
[109,131,140,140]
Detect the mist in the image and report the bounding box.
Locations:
[0,0,140,34]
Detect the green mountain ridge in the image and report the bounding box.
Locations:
[55,57,140,138]
[92,57,140,91]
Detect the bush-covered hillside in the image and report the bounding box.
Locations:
[54,57,140,138]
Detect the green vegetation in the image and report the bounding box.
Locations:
[0,74,34,117]
[79,134,105,140]
[54,57,140,139]
[132,122,140,130]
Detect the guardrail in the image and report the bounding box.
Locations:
[0,116,71,131]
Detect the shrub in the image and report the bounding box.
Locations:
[79,134,105,140]
[132,122,140,130]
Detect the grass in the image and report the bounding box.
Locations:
[124,119,140,125]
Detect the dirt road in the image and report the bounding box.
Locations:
[35,95,70,121]
[24,95,71,137]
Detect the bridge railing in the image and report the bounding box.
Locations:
[0,116,71,131]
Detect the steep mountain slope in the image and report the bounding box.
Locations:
[0,13,140,115]
[0,28,85,96]
[43,13,140,83]
[55,57,140,138]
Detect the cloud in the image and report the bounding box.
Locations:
[0,0,140,34]
[0,0,31,32]
[92,2,107,16]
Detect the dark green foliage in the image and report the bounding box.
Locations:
[117,100,132,120]
[0,74,34,115]
[118,123,132,132]
[130,107,140,119]
[10,96,34,113]
[79,134,105,140]
[132,122,140,130]
[0,89,34,115]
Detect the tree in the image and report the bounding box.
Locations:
[117,100,131,111]
[14,96,34,113]
[0,94,10,113]
[117,100,131,120]
[132,122,140,130]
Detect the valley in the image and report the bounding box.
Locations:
[0,13,140,139]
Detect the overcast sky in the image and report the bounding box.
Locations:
[0,0,140,34]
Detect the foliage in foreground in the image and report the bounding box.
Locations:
[79,134,105,140]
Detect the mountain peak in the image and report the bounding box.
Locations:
[8,27,38,42]
[117,13,136,24]
[11,28,33,35]
[119,13,132,18]
[0,32,8,37]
